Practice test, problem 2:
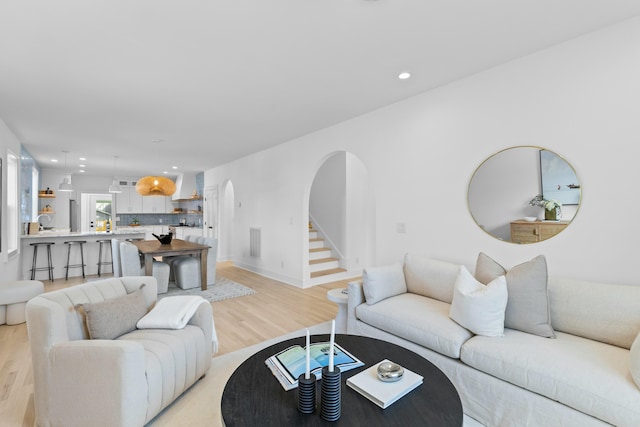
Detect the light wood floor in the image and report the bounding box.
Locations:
[0,262,357,426]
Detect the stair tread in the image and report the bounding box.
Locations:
[310,268,347,278]
[309,248,330,253]
[309,257,338,265]
[309,238,324,242]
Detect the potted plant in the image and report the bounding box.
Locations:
[529,195,562,220]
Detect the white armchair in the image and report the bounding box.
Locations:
[26,276,217,427]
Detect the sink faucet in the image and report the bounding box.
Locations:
[36,214,51,230]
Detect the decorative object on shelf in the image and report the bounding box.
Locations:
[58,150,73,192]
[152,232,173,245]
[108,156,123,193]
[131,217,140,226]
[529,194,562,220]
[136,176,176,196]
[377,361,404,383]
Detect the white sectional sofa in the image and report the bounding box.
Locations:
[26,276,216,427]
[347,253,640,427]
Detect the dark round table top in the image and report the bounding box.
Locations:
[221,334,463,426]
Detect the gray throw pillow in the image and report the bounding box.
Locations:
[81,286,148,340]
[363,262,407,305]
[475,253,555,338]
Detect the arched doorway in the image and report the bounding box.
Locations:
[306,151,373,286]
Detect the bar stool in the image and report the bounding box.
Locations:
[64,241,87,280]
[96,239,113,277]
[30,242,55,281]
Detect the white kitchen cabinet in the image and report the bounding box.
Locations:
[142,195,170,213]
[116,188,143,213]
[172,227,203,240]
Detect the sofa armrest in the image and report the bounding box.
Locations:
[45,340,147,427]
[188,301,217,354]
[347,280,365,334]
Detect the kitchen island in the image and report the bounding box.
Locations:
[21,229,146,280]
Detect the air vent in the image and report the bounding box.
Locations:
[250,227,261,258]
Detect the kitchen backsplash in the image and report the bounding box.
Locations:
[117,213,203,227]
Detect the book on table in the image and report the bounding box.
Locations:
[346,359,423,409]
[265,341,364,391]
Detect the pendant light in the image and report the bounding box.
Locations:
[108,156,123,193]
[136,175,176,196]
[58,150,73,192]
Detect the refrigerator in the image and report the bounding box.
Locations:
[69,199,79,232]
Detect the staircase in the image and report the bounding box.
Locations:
[308,223,347,285]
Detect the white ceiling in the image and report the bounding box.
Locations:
[1,1,639,177]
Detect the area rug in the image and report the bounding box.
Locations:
[159,276,256,302]
[147,321,483,427]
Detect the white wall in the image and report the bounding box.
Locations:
[310,152,347,256]
[0,119,23,280]
[205,16,640,286]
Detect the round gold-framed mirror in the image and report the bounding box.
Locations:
[468,146,581,244]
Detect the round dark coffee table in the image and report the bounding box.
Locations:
[221,334,463,426]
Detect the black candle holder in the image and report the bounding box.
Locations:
[297,373,317,414]
[320,366,341,421]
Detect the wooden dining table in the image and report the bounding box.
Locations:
[131,239,211,290]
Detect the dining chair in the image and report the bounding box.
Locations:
[119,241,170,293]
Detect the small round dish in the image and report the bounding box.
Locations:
[523,216,537,222]
[377,361,404,382]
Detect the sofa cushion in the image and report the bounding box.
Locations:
[403,254,460,304]
[475,253,555,338]
[549,277,640,349]
[356,293,472,359]
[631,333,640,390]
[449,266,507,337]
[363,262,407,305]
[461,330,640,427]
[118,325,208,422]
[82,286,148,340]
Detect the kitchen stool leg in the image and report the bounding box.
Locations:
[31,245,38,280]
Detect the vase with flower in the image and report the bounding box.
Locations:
[529,195,562,221]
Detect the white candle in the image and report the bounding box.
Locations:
[305,328,310,380]
[329,319,335,372]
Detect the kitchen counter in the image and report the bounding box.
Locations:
[22,229,148,239]
[20,229,147,280]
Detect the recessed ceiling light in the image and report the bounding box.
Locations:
[79,164,86,168]
[398,72,411,80]
[172,166,178,169]
[51,159,58,163]
[79,170,85,173]
[79,157,86,161]
[163,171,169,174]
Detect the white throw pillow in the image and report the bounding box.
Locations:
[363,262,407,305]
[631,333,640,390]
[449,266,508,337]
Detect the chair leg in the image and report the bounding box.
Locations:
[65,244,71,280]
[47,245,54,281]
[31,246,38,280]
[80,243,86,278]
[97,242,103,277]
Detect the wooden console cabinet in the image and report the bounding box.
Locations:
[510,220,569,244]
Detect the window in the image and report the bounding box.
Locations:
[7,151,18,255]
